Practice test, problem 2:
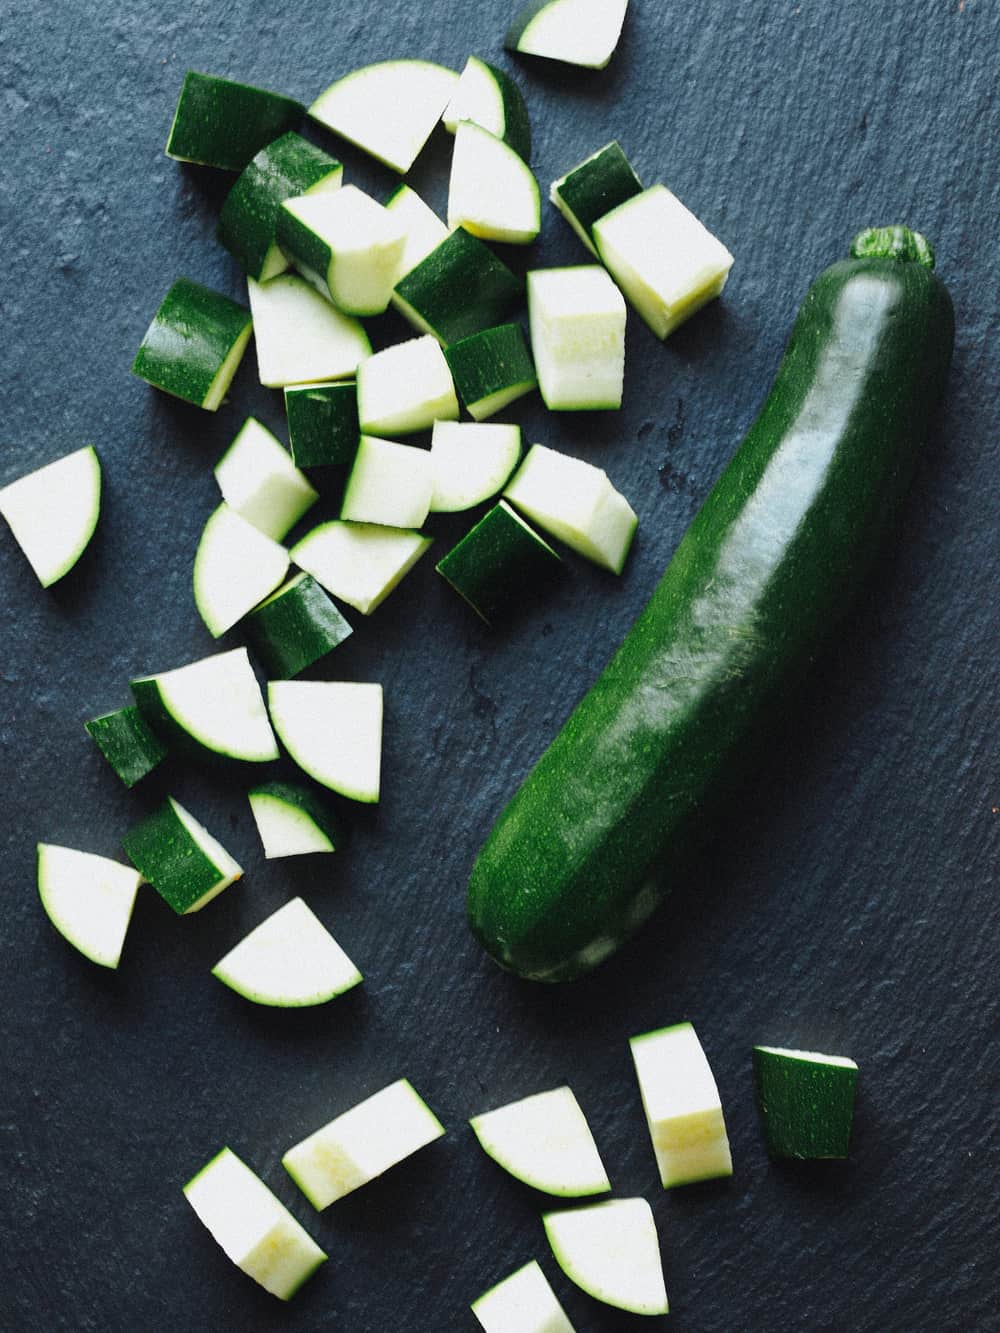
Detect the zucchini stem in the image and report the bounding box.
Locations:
[850,226,935,268]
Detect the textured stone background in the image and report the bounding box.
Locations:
[1,1,997,1329]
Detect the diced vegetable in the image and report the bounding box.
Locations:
[284,381,360,468]
[165,71,304,171]
[630,1022,734,1188]
[217,132,343,282]
[443,55,531,162]
[309,60,458,173]
[444,324,537,421]
[291,521,432,615]
[385,185,451,315]
[340,435,433,529]
[212,897,361,1005]
[245,572,353,679]
[504,444,637,573]
[472,1261,575,1333]
[37,844,142,970]
[393,228,522,345]
[526,267,625,410]
[753,1046,859,1159]
[132,278,252,411]
[183,1147,326,1300]
[268,680,383,803]
[429,421,522,513]
[85,705,167,788]
[246,274,370,388]
[214,417,318,541]
[505,0,630,70]
[0,445,101,588]
[437,502,562,625]
[550,141,642,256]
[592,184,734,338]
[469,1086,609,1195]
[122,797,243,914]
[247,782,343,858]
[448,122,540,245]
[192,503,290,639]
[543,1198,668,1316]
[282,1079,445,1209]
[356,336,459,436]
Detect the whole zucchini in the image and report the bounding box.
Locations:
[468,227,954,982]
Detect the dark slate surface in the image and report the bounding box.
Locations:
[2,2,997,1330]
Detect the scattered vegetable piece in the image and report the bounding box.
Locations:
[356,336,459,437]
[526,267,625,410]
[505,0,629,70]
[37,844,142,970]
[429,421,522,513]
[340,435,434,529]
[212,897,361,1005]
[122,797,243,914]
[443,56,532,161]
[543,1198,667,1316]
[245,572,353,679]
[0,445,101,588]
[284,381,360,468]
[385,185,452,316]
[132,278,252,411]
[445,324,537,422]
[85,705,167,788]
[213,417,318,541]
[165,71,304,172]
[291,521,433,615]
[448,122,541,245]
[393,227,522,345]
[193,503,290,639]
[472,1260,575,1332]
[437,502,562,626]
[248,782,343,858]
[550,141,642,257]
[246,274,370,388]
[470,1086,609,1196]
[268,680,383,803]
[753,1046,859,1160]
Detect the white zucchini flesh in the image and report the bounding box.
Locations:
[384,186,451,299]
[212,897,362,1007]
[340,435,433,529]
[593,184,734,338]
[193,504,290,639]
[443,56,506,137]
[526,267,626,411]
[356,336,459,437]
[543,1198,668,1316]
[248,791,335,858]
[630,1022,733,1188]
[291,522,432,615]
[0,445,101,587]
[37,844,142,969]
[472,1260,576,1333]
[136,647,278,763]
[214,418,318,541]
[429,421,522,513]
[448,122,540,245]
[183,1147,326,1301]
[268,680,383,803]
[309,60,458,174]
[282,1079,445,1209]
[282,186,406,316]
[247,274,371,387]
[504,444,637,574]
[507,0,629,70]
[470,1086,610,1197]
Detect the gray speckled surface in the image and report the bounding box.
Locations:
[2,2,998,1329]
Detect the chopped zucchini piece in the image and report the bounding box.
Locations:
[550,141,642,256]
[85,705,167,788]
[443,55,531,162]
[212,897,361,1005]
[429,421,522,513]
[753,1046,859,1160]
[437,501,562,625]
[284,381,360,468]
[393,228,522,345]
[214,417,318,541]
[526,267,625,411]
[448,122,540,245]
[37,844,142,970]
[247,274,370,388]
[385,185,451,317]
[193,503,290,639]
[444,324,536,421]
[122,797,242,914]
[0,445,101,587]
[472,1261,575,1333]
[340,435,433,530]
[268,680,383,803]
[291,521,433,616]
[245,572,353,679]
[247,782,342,858]
[470,1085,609,1195]
[505,0,630,70]
[132,279,252,411]
[356,336,459,437]
[543,1198,667,1316]
[165,71,304,171]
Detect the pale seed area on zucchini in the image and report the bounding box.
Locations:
[268,680,383,802]
[470,1085,610,1196]
[543,1197,668,1316]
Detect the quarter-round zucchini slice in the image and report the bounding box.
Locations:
[436,502,562,626]
[753,1045,859,1160]
[291,522,433,616]
[245,573,353,679]
[213,417,318,542]
[444,324,537,422]
[122,797,243,915]
[248,781,342,857]
[85,705,167,788]
[212,897,361,1006]
[193,503,290,639]
[0,445,101,588]
[284,381,360,468]
[472,1260,574,1333]
[470,1086,610,1196]
[132,278,252,411]
[505,0,630,70]
[309,60,458,173]
[165,71,304,171]
[393,228,522,345]
[385,185,451,313]
[37,844,142,969]
[543,1198,668,1316]
[340,435,433,530]
[247,274,370,388]
[448,122,540,245]
[356,336,459,437]
[443,55,531,162]
[429,422,522,513]
[132,647,278,764]
[268,680,383,803]
[550,141,643,256]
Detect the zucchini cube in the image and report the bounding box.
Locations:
[436,501,562,625]
[356,336,459,437]
[550,140,643,256]
[393,228,522,345]
[132,278,252,412]
[122,798,242,915]
[527,267,626,411]
[165,71,304,172]
[444,324,537,421]
[284,382,360,468]
[85,705,167,788]
[753,1046,859,1159]
[245,573,353,679]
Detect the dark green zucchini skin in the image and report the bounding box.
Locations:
[468,245,954,982]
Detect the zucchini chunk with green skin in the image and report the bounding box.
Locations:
[504,444,637,574]
[165,71,303,171]
[340,435,433,529]
[245,573,353,679]
[472,1261,575,1333]
[443,56,531,162]
[246,274,370,388]
[385,185,451,314]
[122,797,242,914]
[291,521,432,615]
[132,278,252,411]
[593,184,734,339]
[543,1198,667,1316]
[356,336,459,437]
[505,0,629,70]
[183,1147,326,1301]
[527,267,626,411]
[437,502,562,626]
[631,1022,733,1188]
[444,324,537,421]
[468,229,954,982]
[278,185,405,317]
[393,228,522,345]
[0,445,100,588]
[214,417,318,542]
[37,844,142,970]
[248,782,342,857]
[550,141,642,257]
[268,681,382,803]
[470,1086,609,1196]
[284,382,360,468]
[309,60,458,174]
[193,503,290,639]
[282,1079,444,1210]
[753,1046,859,1160]
[429,421,522,513]
[85,705,167,788]
[213,897,361,1004]
[132,647,278,764]
[448,122,540,245]
[218,132,343,282]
